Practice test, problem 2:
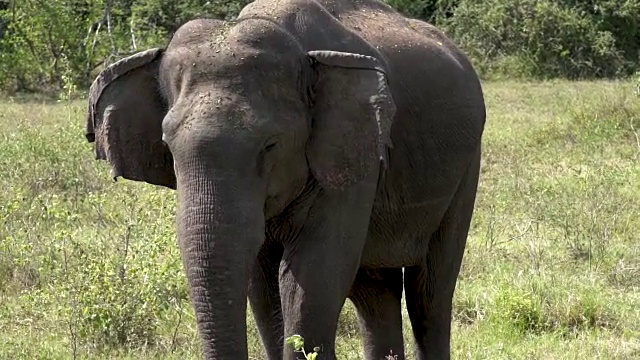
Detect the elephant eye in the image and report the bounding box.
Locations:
[263,136,279,153]
[264,142,277,152]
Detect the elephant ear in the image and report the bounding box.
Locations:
[86,48,176,189]
[306,50,396,190]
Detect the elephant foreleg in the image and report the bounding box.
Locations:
[248,241,284,360]
[348,267,405,360]
[279,183,377,360]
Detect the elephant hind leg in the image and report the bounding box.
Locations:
[348,267,405,360]
[404,149,481,360]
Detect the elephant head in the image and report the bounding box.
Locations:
[85,18,395,358]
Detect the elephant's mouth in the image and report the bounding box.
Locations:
[264,173,317,220]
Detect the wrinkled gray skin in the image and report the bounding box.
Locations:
[85,0,485,359]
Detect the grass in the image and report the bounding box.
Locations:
[1,79,639,359]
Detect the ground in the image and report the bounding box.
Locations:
[1,80,639,359]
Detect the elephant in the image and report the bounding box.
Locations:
[84,0,486,359]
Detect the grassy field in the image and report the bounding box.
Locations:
[1,80,639,359]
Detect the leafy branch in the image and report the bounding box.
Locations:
[286,335,320,360]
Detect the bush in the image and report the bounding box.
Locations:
[495,288,546,333]
[440,0,640,79]
[385,0,458,22]
[64,227,188,348]
[0,0,638,93]
[0,1,139,93]
[493,284,619,335]
[0,0,247,94]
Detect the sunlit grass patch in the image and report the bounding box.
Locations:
[1,80,639,358]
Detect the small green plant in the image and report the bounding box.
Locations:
[495,288,546,333]
[285,335,320,360]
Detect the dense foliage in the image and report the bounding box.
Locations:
[439,0,640,79]
[0,0,638,93]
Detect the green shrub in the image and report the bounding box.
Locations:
[0,0,638,92]
[0,0,247,94]
[492,283,620,336]
[440,0,640,79]
[495,288,546,333]
[385,0,458,21]
[67,231,187,348]
[0,0,134,92]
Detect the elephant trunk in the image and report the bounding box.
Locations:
[176,160,264,359]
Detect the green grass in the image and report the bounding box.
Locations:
[1,80,639,359]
